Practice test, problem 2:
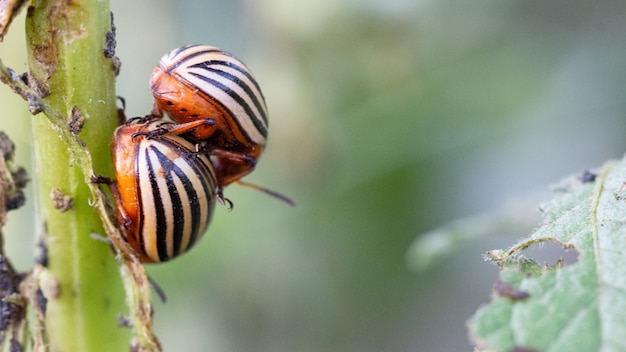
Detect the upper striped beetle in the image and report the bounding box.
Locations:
[107,116,219,263]
[150,45,268,188]
[150,45,294,206]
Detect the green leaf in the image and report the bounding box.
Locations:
[469,158,626,352]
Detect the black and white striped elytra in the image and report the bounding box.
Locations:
[152,44,269,145]
[112,119,218,263]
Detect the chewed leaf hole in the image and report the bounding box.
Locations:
[519,239,579,267]
[486,238,580,268]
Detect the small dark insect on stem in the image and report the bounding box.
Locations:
[90,175,113,185]
[103,12,117,59]
[50,188,73,212]
[68,106,86,135]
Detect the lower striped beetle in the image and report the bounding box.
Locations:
[108,116,219,263]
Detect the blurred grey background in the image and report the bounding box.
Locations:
[2,0,626,350]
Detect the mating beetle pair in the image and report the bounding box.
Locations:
[107,45,290,263]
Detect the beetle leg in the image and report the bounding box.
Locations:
[165,118,216,136]
[96,180,132,230]
[216,187,234,211]
[131,127,168,140]
[210,149,257,187]
[211,149,256,166]
[90,175,133,232]
[131,118,217,140]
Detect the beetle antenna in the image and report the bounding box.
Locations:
[236,180,295,206]
[147,275,168,303]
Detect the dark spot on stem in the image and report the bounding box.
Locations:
[68,106,85,135]
[50,188,73,212]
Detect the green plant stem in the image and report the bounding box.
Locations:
[0,55,162,352]
[24,1,127,351]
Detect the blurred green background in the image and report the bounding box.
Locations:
[2,0,626,350]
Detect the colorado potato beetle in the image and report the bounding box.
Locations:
[109,117,219,263]
[149,44,268,187]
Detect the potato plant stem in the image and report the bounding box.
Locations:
[24,1,128,351]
